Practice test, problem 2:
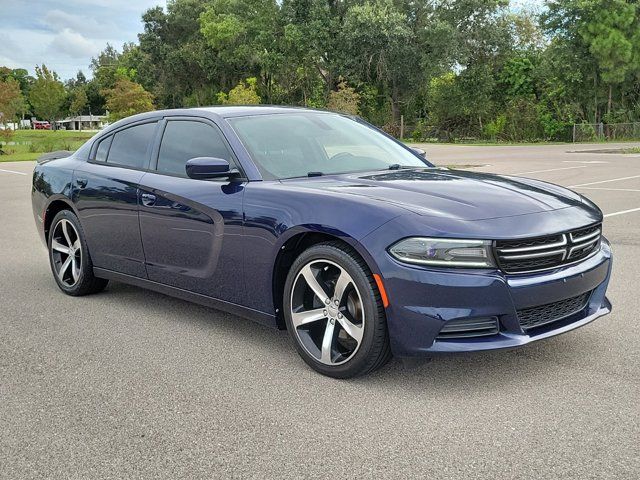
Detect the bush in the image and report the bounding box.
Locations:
[217,78,261,105]
[484,115,506,140]
[326,78,360,115]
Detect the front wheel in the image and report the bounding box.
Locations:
[283,242,391,378]
[48,210,108,296]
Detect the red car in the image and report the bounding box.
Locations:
[33,121,51,130]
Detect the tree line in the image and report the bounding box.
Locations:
[1,0,640,142]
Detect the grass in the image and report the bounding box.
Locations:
[0,130,94,162]
[404,139,568,146]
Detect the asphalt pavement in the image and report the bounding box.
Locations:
[1,143,638,479]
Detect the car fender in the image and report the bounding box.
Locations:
[274,223,385,277]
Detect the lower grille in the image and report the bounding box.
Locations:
[437,317,499,339]
[517,292,591,331]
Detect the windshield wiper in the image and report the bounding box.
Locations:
[389,164,415,170]
[307,171,324,177]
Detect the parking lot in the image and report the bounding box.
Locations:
[1,143,638,479]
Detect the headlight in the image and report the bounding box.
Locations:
[388,237,496,268]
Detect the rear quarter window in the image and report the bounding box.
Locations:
[94,136,113,162]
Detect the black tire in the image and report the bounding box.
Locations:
[283,241,392,378]
[48,209,108,296]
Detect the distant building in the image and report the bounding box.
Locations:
[55,115,108,131]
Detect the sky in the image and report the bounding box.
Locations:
[0,0,166,80]
[2,0,544,82]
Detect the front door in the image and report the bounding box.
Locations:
[138,118,245,304]
[73,120,158,277]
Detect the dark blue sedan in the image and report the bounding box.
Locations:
[31,107,612,378]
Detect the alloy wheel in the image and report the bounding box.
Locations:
[50,219,82,287]
[290,259,365,365]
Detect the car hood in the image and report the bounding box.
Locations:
[282,168,588,221]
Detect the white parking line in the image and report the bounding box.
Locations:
[569,174,640,188]
[0,168,27,176]
[562,160,609,164]
[604,207,640,218]
[513,166,589,175]
[575,187,640,192]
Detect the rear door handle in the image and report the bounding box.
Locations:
[141,193,156,207]
[76,177,88,189]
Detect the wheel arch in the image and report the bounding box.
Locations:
[43,196,77,242]
[271,227,382,329]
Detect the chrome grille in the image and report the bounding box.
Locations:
[517,292,591,331]
[495,224,601,274]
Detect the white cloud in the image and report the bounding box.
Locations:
[1,1,166,79]
[0,55,21,70]
[64,0,164,12]
[49,29,100,59]
[43,9,116,39]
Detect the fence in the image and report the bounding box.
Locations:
[572,123,640,142]
[382,118,640,143]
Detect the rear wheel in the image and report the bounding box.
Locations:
[283,242,391,378]
[48,210,108,296]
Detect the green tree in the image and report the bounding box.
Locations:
[28,65,67,128]
[69,88,89,130]
[0,78,24,124]
[500,57,536,98]
[90,44,121,92]
[579,0,640,118]
[340,0,414,123]
[141,1,221,107]
[0,77,24,147]
[200,0,281,102]
[542,0,640,123]
[102,77,155,121]
[0,68,34,103]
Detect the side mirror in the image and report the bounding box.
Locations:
[185,157,239,180]
[411,147,427,158]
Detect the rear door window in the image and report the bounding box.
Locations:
[106,122,157,169]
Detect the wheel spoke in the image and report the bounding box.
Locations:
[51,239,70,255]
[337,315,363,343]
[71,257,80,282]
[320,320,336,363]
[58,256,72,282]
[291,308,327,328]
[61,220,73,246]
[72,240,80,251]
[332,270,352,304]
[301,265,330,303]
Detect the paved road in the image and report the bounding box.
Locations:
[1,144,639,479]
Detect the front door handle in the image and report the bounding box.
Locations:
[141,193,156,207]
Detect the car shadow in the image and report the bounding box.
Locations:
[96,281,605,395]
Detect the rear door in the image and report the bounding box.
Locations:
[73,120,159,277]
[137,117,246,303]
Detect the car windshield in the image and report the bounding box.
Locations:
[228,112,431,179]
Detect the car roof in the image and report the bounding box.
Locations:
[97,106,338,137]
[191,105,327,118]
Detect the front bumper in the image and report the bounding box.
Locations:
[374,238,612,357]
